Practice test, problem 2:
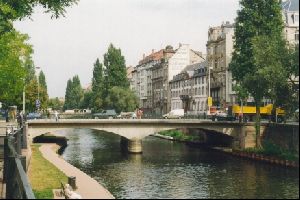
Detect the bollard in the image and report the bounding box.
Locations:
[68,176,77,190]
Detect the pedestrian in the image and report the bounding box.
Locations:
[17,111,24,128]
[5,109,9,122]
[54,111,59,122]
[137,108,143,119]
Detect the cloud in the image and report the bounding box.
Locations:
[14,0,239,97]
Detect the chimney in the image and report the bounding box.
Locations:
[179,43,182,47]
[152,49,155,54]
[143,54,145,59]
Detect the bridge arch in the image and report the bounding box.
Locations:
[26,119,259,153]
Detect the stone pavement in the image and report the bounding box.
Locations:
[39,144,114,199]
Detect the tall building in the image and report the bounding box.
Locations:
[170,61,207,115]
[206,21,235,110]
[131,47,175,113]
[152,44,205,114]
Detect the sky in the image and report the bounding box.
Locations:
[14,0,240,98]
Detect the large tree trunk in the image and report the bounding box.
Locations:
[255,103,262,148]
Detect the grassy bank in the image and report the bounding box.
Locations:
[159,130,203,142]
[29,144,68,199]
[244,141,298,161]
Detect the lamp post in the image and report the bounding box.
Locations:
[207,66,213,115]
[23,83,25,115]
[35,67,41,111]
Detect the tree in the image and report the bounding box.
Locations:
[80,90,93,109]
[48,97,64,111]
[64,79,73,110]
[0,0,78,34]
[38,70,49,109]
[104,44,129,90]
[63,75,83,110]
[25,78,38,112]
[0,31,32,107]
[71,75,83,109]
[253,36,299,119]
[39,71,48,91]
[105,86,139,114]
[229,0,284,147]
[91,58,104,112]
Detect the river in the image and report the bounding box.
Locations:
[59,129,299,199]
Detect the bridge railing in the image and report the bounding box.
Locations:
[4,128,35,199]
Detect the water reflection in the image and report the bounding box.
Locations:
[60,129,299,199]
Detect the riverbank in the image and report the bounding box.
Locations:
[154,132,299,168]
[39,143,115,199]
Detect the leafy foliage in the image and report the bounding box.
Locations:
[63,75,83,110]
[0,31,32,107]
[48,97,64,111]
[104,44,129,90]
[89,44,136,113]
[229,0,285,147]
[91,58,104,112]
[105,86,138,113]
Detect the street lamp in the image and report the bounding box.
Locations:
[35,67,41,111]
[207,66,213,115]
[23,79,25,115]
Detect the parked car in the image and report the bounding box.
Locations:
[117,112,137,119]
[211,111,236,121]
[93,109,117,119]
[26,112,42,120]
[163,109,185,119]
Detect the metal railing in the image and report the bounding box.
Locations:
[4,128,35,199]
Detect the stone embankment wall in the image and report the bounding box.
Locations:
[262,124,299,154]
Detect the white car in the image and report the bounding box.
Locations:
[163,109,185,119]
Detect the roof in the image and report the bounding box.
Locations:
[282,0,299,12]
[170,61,207,83]
[181,62,205,74]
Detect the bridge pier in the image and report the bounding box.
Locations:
[120,137,142,154]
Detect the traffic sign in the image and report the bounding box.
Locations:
[36,99,41,108]
[208,97,212,107]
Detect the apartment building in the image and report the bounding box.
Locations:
[170,61,207,115]
[206,21,235,109]
[152,44,205,114]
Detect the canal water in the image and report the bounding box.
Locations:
[60,129,299,199]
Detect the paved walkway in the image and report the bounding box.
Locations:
[39,144,114,199]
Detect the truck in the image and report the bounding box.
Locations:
[211,104,285,122]
[232,104,285,122]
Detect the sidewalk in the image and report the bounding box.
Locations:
[39,144,114,199]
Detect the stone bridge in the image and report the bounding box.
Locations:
[25,119,269,153]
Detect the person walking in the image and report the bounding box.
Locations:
[137,108,143,119]
[54,111,59,122]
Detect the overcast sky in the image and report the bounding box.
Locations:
[14,0,240,98]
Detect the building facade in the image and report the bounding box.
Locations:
[282,0,299,45]
[152,44,205,114]
[131,47,175,114]
[206,21,235,110]
[170,61,207,116]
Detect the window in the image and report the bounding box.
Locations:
[294,14,299,24]
[295,32,299,41]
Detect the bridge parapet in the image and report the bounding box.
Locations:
[27,119,292,153]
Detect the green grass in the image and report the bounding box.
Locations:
[244,141,298,161]
[159,130,204,142]
[29,144,68,199]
